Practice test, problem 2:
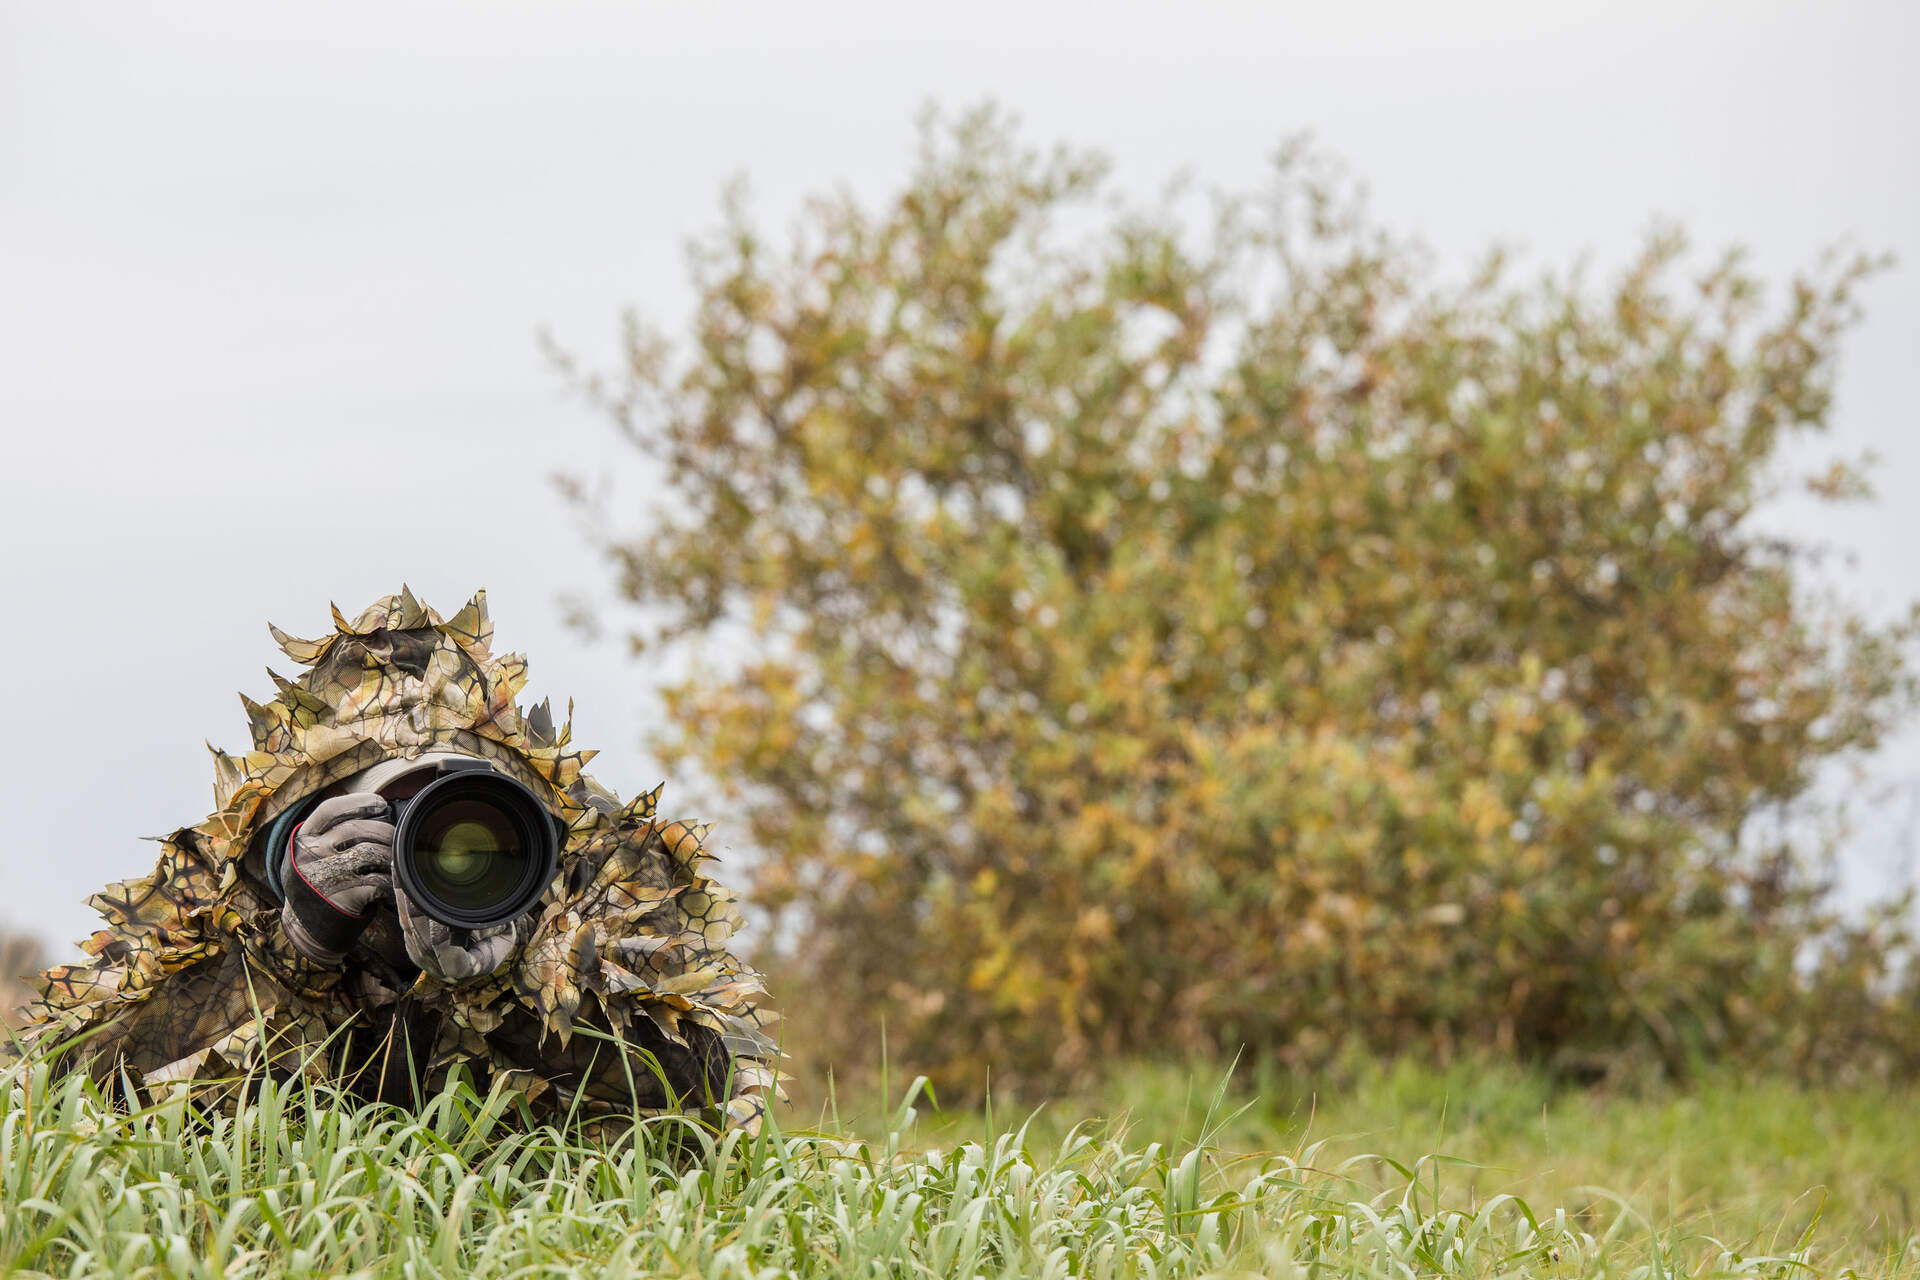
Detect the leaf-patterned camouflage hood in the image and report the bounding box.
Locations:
[15,589,779,1130]
[213,586,605,841]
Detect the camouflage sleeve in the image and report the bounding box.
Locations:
[13,829,342,1084]
[239,909,350,998]
[19,830,233,1048]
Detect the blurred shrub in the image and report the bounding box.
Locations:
[562,108,1919,1093]
[1,931,45,1028]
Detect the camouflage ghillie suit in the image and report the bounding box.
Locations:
[8,590,779,1129]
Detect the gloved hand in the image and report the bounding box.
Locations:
[396,888,526,984]
[280,793,395,966]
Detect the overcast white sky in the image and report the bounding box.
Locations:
[2,0,1916,955]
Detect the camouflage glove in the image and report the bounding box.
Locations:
[395,887,526,984]
[281,793,395,967]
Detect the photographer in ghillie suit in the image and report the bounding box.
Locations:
[6,589,779,1130]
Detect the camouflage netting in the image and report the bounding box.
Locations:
[7,588,780,1129]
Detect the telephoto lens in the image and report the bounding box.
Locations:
[388,763,560,929]
[259,754,562,930]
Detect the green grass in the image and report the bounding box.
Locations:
[982,1056,1920,1261]
[0,1054,1914,1278]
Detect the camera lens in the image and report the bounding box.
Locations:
[412,798,526,911]
[393,771,558,928]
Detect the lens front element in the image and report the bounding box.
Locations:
[393,771,558,929]
[413,799,526,911]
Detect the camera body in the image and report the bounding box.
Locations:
[261,753,562,930]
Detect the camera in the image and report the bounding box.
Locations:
[262,753,561,929]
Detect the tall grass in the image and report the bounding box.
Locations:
[0,1055,1912,1279]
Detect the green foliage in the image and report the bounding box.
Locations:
[565,107,1920,1093]
[3,1056,1917,1278]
